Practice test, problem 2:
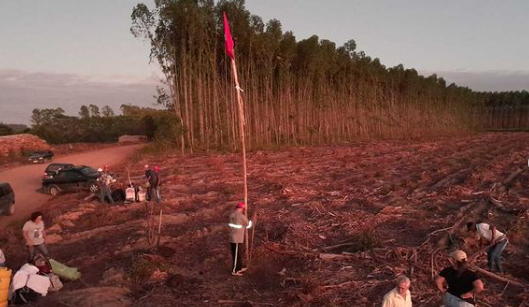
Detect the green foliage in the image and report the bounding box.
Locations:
[0,123,13,136]
[130,255,164,282]
[29,105,182,145]
[348,231,381,252]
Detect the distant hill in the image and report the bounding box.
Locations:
[6,124,29,133]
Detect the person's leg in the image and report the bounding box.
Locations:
[230,243,237,273]
[27,245,36,262]
[236,243,244,272]
[487,245,495,270]
[492,241,508,273]
[155,186,161,204]
[99,188,105,203]
[443,293,453,307]
[36,243,50,258]
[106,187,114,203]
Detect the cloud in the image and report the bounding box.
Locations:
[0,70,161,124]
[420,69,529,92]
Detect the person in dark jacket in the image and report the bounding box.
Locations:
[144,164,160,204]
[435,250,484,307]
[228,202,252,276]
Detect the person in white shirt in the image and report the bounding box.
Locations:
[22,212,49,262]
[382,275,412,307]
[467,222,508,273]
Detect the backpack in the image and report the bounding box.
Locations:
[12,286,40,305]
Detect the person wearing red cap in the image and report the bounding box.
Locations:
[228,202,252,276]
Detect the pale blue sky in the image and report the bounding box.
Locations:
[1,0,528,124]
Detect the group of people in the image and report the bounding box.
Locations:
[96,164,162,205]
[381,221,508,307]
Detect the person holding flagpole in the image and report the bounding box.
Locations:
[228,202,252,276]
[223,12,254,266]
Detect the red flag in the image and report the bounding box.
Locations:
[223,12,234,60]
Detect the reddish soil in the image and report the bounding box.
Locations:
[0,144,142,229]
[2,133,529,307]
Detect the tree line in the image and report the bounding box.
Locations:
[130,0,528,153]
[29,105,181,145]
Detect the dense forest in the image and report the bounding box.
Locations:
[5,0,527,148]
[129,0,529,153]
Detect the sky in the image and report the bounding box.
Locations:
[1,0,528,124]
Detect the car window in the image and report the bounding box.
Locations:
[69,172,85,179]
[80,168,97,176]
[56,172,69,179]
[0,186,4,197]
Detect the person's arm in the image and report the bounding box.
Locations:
[240,213,249,228]
[22,229,33,246]
[460,279,484,299]
[490,226,497,246]
[435,275,446,293]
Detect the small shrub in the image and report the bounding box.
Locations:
[130,255,165,283]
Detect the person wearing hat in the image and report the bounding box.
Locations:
[467,221,508,273]
[382,275,412,307]
[435,250,484,307]
[228,202,252,276]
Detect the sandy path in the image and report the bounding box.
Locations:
[0,144,141,229]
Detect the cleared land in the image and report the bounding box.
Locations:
[2,133,528,307]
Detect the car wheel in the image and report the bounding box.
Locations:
[7,202,15,215]
[89,182,99,194]
[49,185,60,196]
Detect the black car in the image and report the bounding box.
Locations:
[43,163,75,179]
[28,150,54,163]
[42,166,100,196]
[0,182,15,215]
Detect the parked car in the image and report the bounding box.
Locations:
[28,150,54,163]
[43,163,75,179]
[0,182,15,215]
[42,166,100,196]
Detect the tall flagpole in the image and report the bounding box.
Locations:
[224,12,250,265]
[230,58,249,264]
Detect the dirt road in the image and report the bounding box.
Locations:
[0,144,141,229]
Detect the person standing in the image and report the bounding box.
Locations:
[467,221,508,273]
[144,164,160,204]
[228,202,252,276]
[382,275,412,307]
[98,167,114,204]
[435,250,484,307]
[22,212,50,262]
[153,166,162,203]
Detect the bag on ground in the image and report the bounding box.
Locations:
[47,273,63,292]
[49,259,81,281]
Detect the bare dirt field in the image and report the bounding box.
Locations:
[2,133,528,307]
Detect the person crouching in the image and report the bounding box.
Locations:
[228,202,252,276]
